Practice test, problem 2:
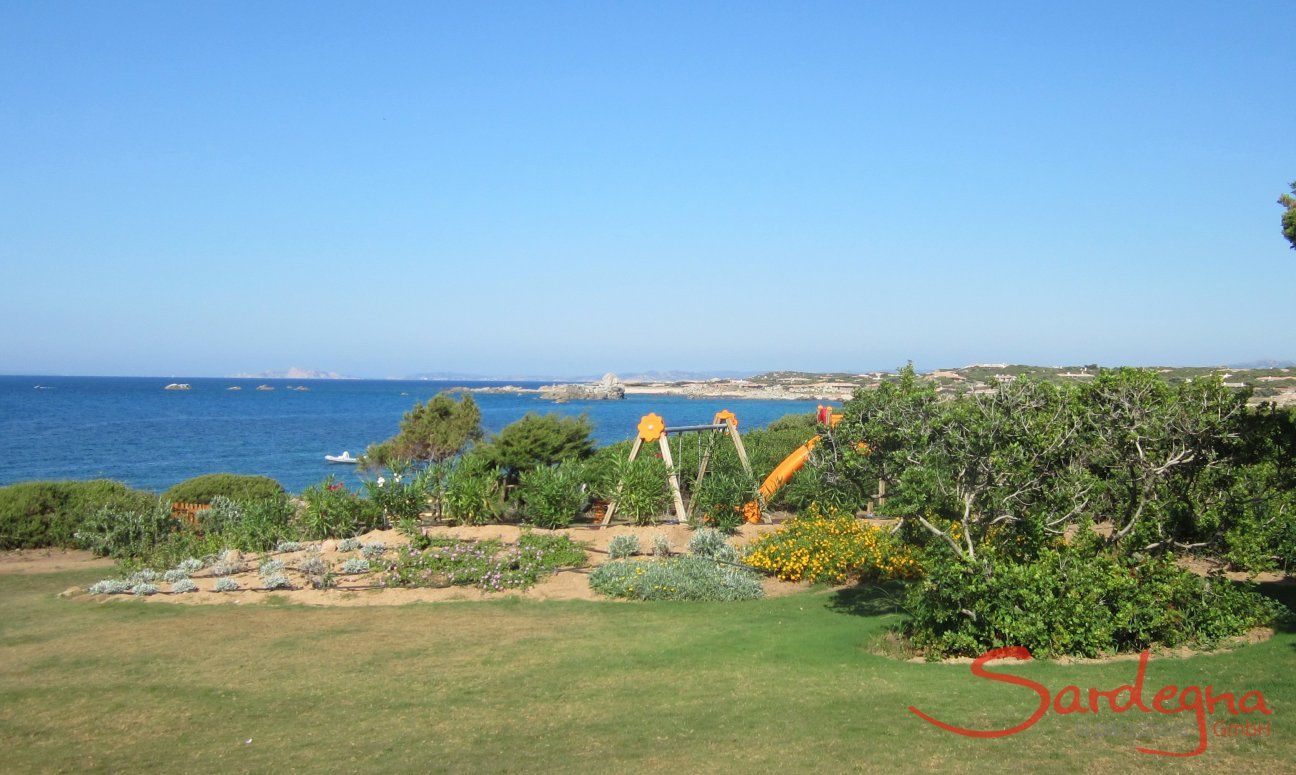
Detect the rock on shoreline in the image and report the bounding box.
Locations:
[539,373,626,401]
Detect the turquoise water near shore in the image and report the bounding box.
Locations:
[0,376,829,492]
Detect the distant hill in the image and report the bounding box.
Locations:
[231,367,355,380]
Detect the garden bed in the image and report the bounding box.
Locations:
[77,523,807,606]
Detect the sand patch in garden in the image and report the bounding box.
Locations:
[0,548,116,575]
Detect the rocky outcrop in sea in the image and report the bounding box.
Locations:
[539,373,626,401]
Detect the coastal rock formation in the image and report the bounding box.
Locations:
[540,373,625,401]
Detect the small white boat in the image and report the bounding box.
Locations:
[325,450,359,464]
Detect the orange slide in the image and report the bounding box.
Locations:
[743,406,844,522]
[758,436,822,502]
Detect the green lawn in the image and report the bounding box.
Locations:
[1,571,1292,773]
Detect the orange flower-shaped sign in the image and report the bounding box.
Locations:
[637,413,665,442]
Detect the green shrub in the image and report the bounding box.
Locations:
[689,471,753,534]
[517,460,588,529]
[588,556,764,601]
[479,413,595,475]
[198,496,297,552]
[297,477,384,539]
[75,500,179,560]
[442,459,504,526]
[162,474,284,505]
[361,392,483,467]
[595,455,669,524]
[361,468,432,524]
[0,479,156,549]
[905,542,1287,659]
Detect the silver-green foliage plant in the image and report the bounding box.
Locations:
[176,557,204,573]
[213,578,239,592]
[340,557,370,574]
[88,579,131,595]
[162,568,188,583]
[276,540,305,553]
[129,569,159,584]
[171,578,197,594]
[211,560,244,576]
[688,528,730,559]
[337,538,361,552]
[607,534,640,560]
[262,573,291,590]
[297,554,327,576]
[131,582,159,596]
[687,528,741,563]
[361,541,386,559]
[651,533,671,557]
[258,559,284,576]
[588,556,763,601]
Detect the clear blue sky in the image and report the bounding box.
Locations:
[2,2,1293,378]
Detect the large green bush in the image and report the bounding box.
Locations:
[0,480,157,549]
[441,455,504,526]
[76,500,180,561]
[904,540,1286,659]
[362,392,483,467]
[517,460,588,529]
[162,474,284,505]
[297,477,384,539]
[479,413,595,475]
[593,454,669,524]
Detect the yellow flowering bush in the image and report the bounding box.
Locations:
[743,505,921,583]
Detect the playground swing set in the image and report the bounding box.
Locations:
[601,405,847,527]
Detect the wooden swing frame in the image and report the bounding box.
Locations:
[601,410,766,525]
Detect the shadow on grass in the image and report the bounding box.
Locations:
[1253,577,1296,650]
[825,580,908,618]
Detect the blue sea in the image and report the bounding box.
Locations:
[0,376,828,493]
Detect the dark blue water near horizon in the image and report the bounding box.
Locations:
[0,376,829,492]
